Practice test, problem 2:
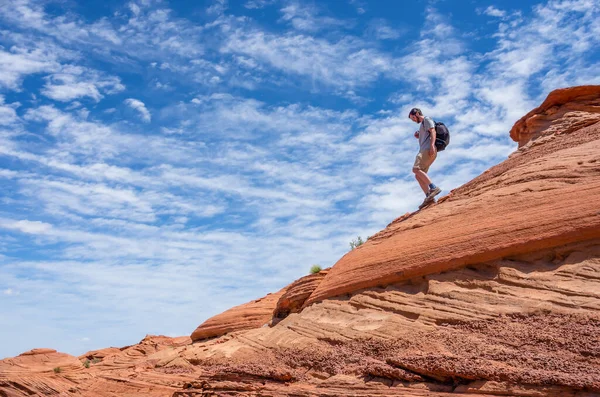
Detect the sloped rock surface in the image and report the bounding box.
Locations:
[272,269,329,324]
[191,287,288,341]
[0,335,193,397]
[304,111,600,307]
[0,348,87,396]
[79,347,121,361]
[172,86,600,396]
[176,239,600,396]
[1,86,599,397]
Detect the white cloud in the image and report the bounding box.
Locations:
[0,219,53,234]
[22,105,202,164]
[245,0,277,9]
[369,19,402,40]
[0,42,62,90]
[42,66,125,102]
[279,2,348,32]
[0,97,20,125]
[222,29,392,89]
[124,98,151,122]
[483,6,506,17]
[129,3,141,16]
[1,0,121,47]
[207,0,228,15]
[0,169,20,179]
[0,0,202,62]
[18,176,225,222]
[489,0,599,80]
[349,0,366,14]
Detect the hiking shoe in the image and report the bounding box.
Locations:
[426,187,442,200]
[418,196,436,210]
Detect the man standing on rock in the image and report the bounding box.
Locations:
[408,107,442,209]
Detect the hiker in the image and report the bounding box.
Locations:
[408,107,442,208]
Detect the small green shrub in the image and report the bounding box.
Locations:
[349,235,372,250]
[84,360,90,368]
[349,236,364,250]
[53,367,62,374]
[91,358,101,364]
[309,264,322,274]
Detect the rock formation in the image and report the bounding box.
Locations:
[272,269,329,325]
[1,85,599,397]
[510,85,600,147]
[191,288,288,341]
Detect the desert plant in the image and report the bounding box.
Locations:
[83,360,90,368]
[53,367,62,373]
[349,236,364,250]
[309,264,322,274]
[91,358,101,364]
[349,235,372,250]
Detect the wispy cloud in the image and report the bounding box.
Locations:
[279,1,349,32]
[0,0,598,360]
[0,35,67,90]
[245,0,278,9]
[124,98,151,122]
[483,6,506,18]
[42,66,125,102]
[222,28,392,90]
[207,0,229,15]
[0,219,53,234]
[0,96,20,125]
[367,19,402,40]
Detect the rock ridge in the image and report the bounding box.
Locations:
[2,85,600,397]
[510,85,600,147]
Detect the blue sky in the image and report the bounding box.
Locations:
[0,0,598,359]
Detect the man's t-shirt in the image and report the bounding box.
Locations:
[418,116,435,152]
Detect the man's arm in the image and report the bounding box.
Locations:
[429,127,436,155]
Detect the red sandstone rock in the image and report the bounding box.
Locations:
[0,348,83,374]
[79,347,121,361]
[0,335,193,396]
[2,86,600,397]
[19,348,57,356]
[177,239,600,396]
[190,287,288,341]
[510,85,600,147]
[304,94,600,306]
[272,269,329,324]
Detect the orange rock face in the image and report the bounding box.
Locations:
[304,104,600,307]
[190,287,288,341]
[272,269,329,324]
[1,86,600,397]
[0,335,193,396]
[510,85,600,147]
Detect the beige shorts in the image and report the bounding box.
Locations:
[413,150,437,173]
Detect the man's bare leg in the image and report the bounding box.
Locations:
[413,168,432,195]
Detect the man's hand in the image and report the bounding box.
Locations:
[414,131,419,139]
[429,127,436,155]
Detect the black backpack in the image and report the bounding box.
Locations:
[433,121,450,151]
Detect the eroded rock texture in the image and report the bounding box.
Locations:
[176,241,600,396]
[0,336,192,396]
[272,269,329,325]
[190,288,288,342]
[1,86,599,397]
[305,115,600,306]
[510,85,600,147]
